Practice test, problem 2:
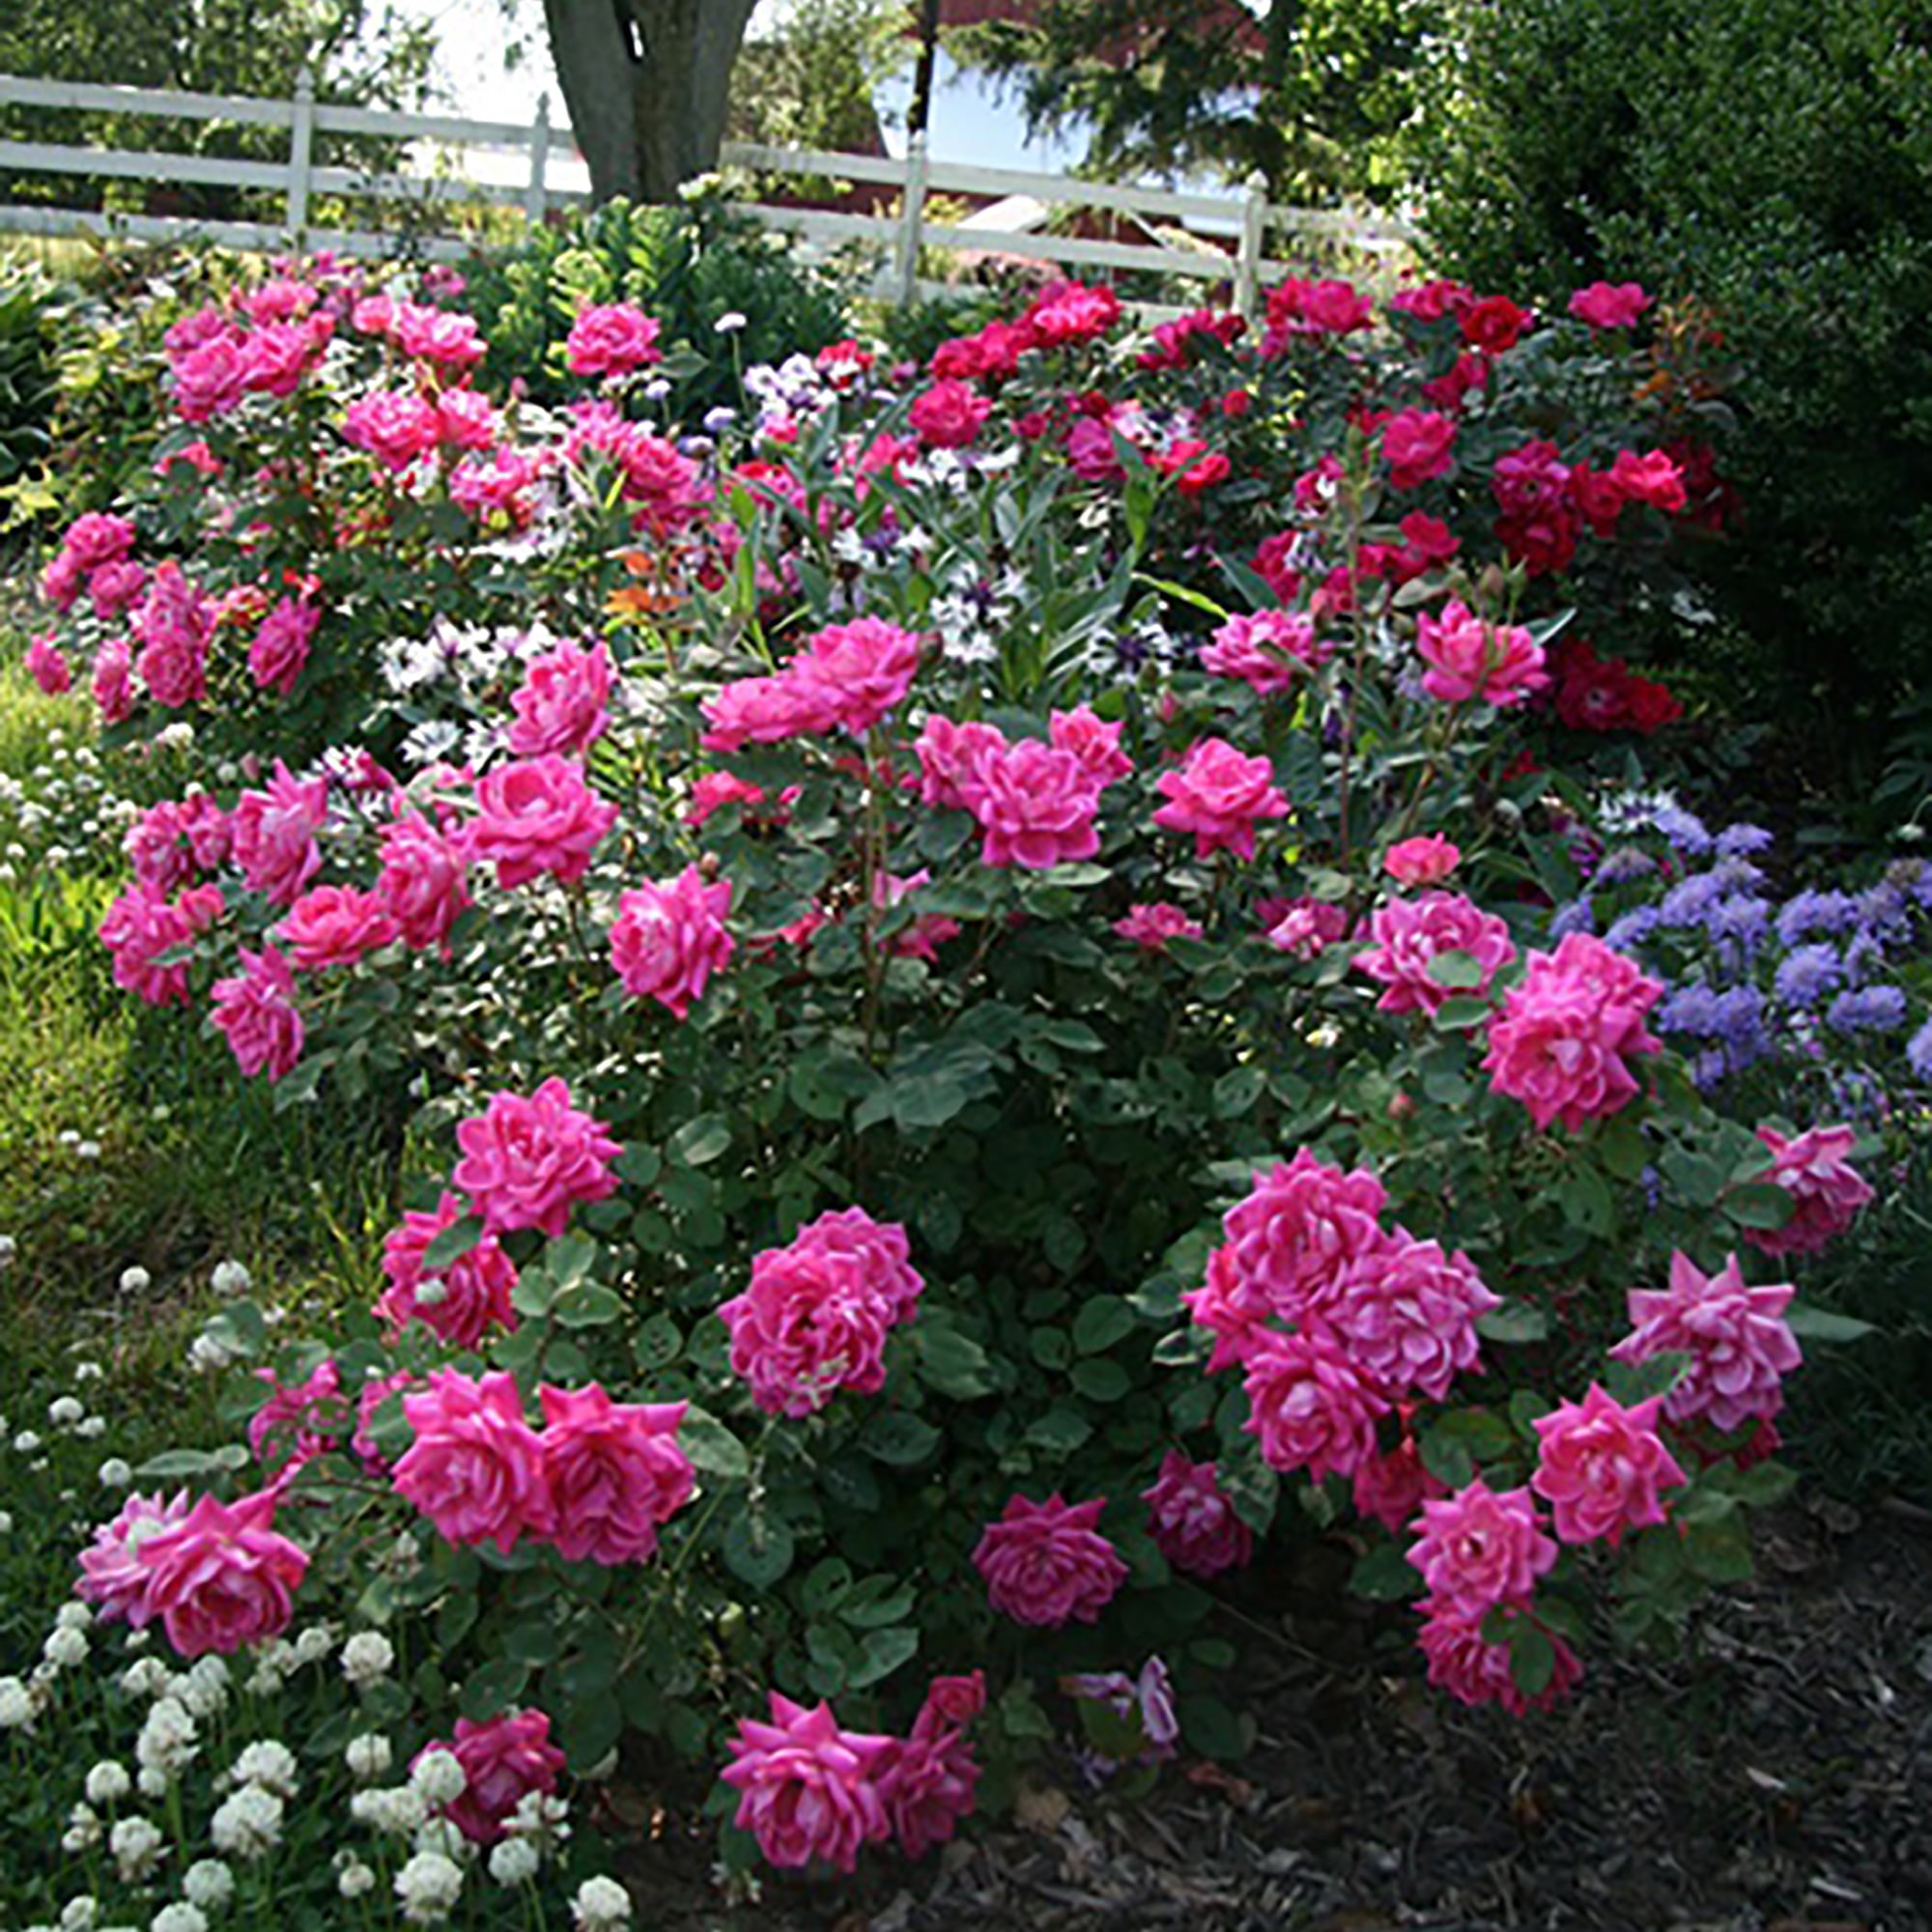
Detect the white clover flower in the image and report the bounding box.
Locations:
[48,1396,84,1427]
[340,1631,394,1688]
[410,1748,467,1806]
[137,1768,170,1799]
[99,1458,133,1489]
[714,309,748,333]
[64,1803,102,1852]
[487,1837,541,1886]
[56,1602,93,1631]
[84,1761,132,1805]
[393,1849,465,1924]
[412,1816,469,1864]
[75,1414,107,1439]
[0,1509,13,1535]
[119,1265,152,1293]
[505,1789,570,1848]
[179,1657,230,1717]
[228,1740,298,1798]
[351,1785,428,1835]
[0,1234,14,1266]
[109,1815,165,1881]
[75,1141,101,1161]
[0,1675,37,1729]
[336,1861,377,1900]
[345,1732,392,1780]
[45,1625,89,1668]
[209,1786,282,1859]
[210,1260,251,1295]
[291,1624,335,1667]
[121,1658,170,1699]
[150,1905,208,1932]
[186,1334,241,1375]
[59,1897,98,1932]
[242,1662,284,1697]
[572,1876,633,1931]
[181,1861,234,1911]
[14,1430,43,1453]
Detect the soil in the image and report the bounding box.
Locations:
[611,1495,1932,1932]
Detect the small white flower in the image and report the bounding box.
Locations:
[210,1260,251,1296]
[291,1624,335,1667]
[336,1861,377,1900]
[351,1785,428,1835]
[572,1875,633,1931]
[0,1509,13,1535]
[209,1785,282,1859]
[109,1815,165,1881]
[179,1656,230,1718]
[714,310,748,334]
[0,1235,14,1266]
[393,1849,465,1924]
[118,1264,153,1294]
[410,1748,467,1805]
[150,1905,208,1932]
[60,1898,99,1932]
[341,1631,393,1688]
[488,1837,541,1886]
[229,1740,298,1798]
[57,1130,80,1149]
[48,1396,84,1427]
[346,1732,392,1780]
[137,1767,170,1799]
[75,1414,107,1439]
[505,1788,570,1848]
[181,1861,234,1910]
[121,1657,170,1699]
[44,1626,89,1668]
[412,1816,469,1863]
[99,1458,133,1489]
[14,1430,43,1454]
[84,1762,132,1805]
[56,1602,93,1631]
[0,1675,37,1729]
[64,1803,102,1851]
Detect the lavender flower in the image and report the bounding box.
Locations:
[1705,894,1772,953]
[1658,871,1726,927]
[1772,943,1843,1009]
[1651,802,1712,854]
[1592,846,1656,887]
[1714,822,1775,858]
[1907,1015,1932,1081]
[1776,889,1860,946]
[1603,906,1662,952]
[1825,984,1909,1034]
[1549,897,1596,938]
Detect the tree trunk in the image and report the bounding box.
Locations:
[542,0,640,202]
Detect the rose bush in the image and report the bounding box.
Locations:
[15,254,1878,1891]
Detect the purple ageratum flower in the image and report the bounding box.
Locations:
[1657,982,1721,1036]
[1603,906,1662,952]
[1826,984,1909,1034]
[1714,822,1776,858]
[1651,803,1712,854]
[1711,984,1771,1069]
[1907,1015,1932,1081]
[1776,890,1860,946]
[1549,896,1596,938]
[1692,1047,1728,1092]
[1658,871,1727,927]
[1907,862,1932,913]
[1705,894,1772,953]
[1708,856,1768,893]
[1843,929,1894,982]
[1773,943,1843,1009]
[1593,846,1656,888]
[1853,881,1913,943]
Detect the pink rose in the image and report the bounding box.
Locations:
[247,1358,345,1474]
[1200,611,1332,696]
[1610,1250,1802,1435]
[1417,1602,1581,1714]
[1263,895,1350,958]
[170,333,247,423]
[958,736,1104,871]
[376,810,472,952]
[698,672,842,753]
[1415,599,1548,707]
[1381,408,1459,490]
[1142,1451,1253,1577]
[91,639,133,725]
[1746,1123,1874,1257]
[875,868,960,961]
[451,1077,622,1239]
[874,1723,980,1861]
[719,1208,923,1417]
[470,754,619,890]
[913,715,1008,810]
[1608,447,1687,513]
[1151,736,1290,861]
[909,379,992,448]
[1113,901,1203,951]
[1353,890,1517,1016]
[450,447,543,525]
[75,1490,192,1627]
[23,634,71,695]
[99,881,223,1007]
[392,303,487,371]
[1028,279,1121,345]
[566,301,664,378]
[135,1489,310,1658]
[247,592,321,696]
[789,617,924,735]
[1383,834,1460,887]
[278,884,398,973]
[376,1191,520,1348]
[972,1492,1128,1627]
[133,562,214,709]
[343,390,440,472]
[231,761,328,907]
[610,865,734,1019]
[506,639,612,758]
[88,558,148,623]
[60,511,136,573]
[1241,1329,1387,1481]
[1567,280,1653,329]
[1350,1435,1446,1533]
[425,1710,567,1845]
[721,1693,893,1873]
[392,1369,546,1553]
[238,318,330,396]
[1215,1149,1388,1328]
[1531,1382,1687,1546]
[434,386,498,451]
[1321,1232,1498,1402]
[531,1382,694,1565]
[211,944,304,1079]
[1406,1479,1556,1616]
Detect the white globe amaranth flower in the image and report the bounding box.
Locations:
[228,1740,298,1798]
[487,1837,541,1886]
[84,1761,132,1805]
[109,1815,165,1881]
[336,1860,377,1900]
[572,1876,633,1931]
[181,1861,234,1911]
[393,1849,465,1925]
[340,1631,394,1688]
[209,1786,283,1859]
[345,1732,392,1780]
[409,1747,468,1806]
[150,1906,208,1932]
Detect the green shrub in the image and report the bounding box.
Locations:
[0,268,60,505]
[1416,0,1932,797]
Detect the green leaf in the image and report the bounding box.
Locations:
[1178,1693,1253,1762]
[1433,995,1493,1031]
[1783,1304,1876,1343]
[553,1282,625,1329]
[634,1313,683,1370]
[1072,1295,1136,1355]
[838,1576,916,1628]
[1426,949,1487,990]
[863,1412,942,1466]
[459,1658,530,1721]
[422,1215,485,1272]
[1071,1358,1132,1403]
[1730,1461,1799,1507]
[1508,1620,1556,1698]
[849,1624,919,1690]
[669,1114,732,1167]
[914,1324,995,1399]
[722,1514,795,1589]
[1557,1163,1615,1236]
[547,1233,598,1288]
[1213,1065,1266,1118]
[678,1406,750,1480]
[1477,1302,1550,1344]
[1724,1181,1794,1232]
[1350,1541,1423,1603]
[1682,1509,1754,1584]
[1596,1116,1650,1182]
[1025,1406,1094,1454]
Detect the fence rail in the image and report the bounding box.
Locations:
[0,70,1413,310]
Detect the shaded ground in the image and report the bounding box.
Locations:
[616,1496,1932,1932]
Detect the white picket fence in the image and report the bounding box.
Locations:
[0,69,1412,313]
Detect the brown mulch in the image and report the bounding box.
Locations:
[616,1498,1932,1932]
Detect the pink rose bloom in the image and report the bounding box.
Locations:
[61,510,137,572]
[1142,1451,1253,1577]
[470,754,619,889]
[170,333,248,422]
[685,771,767,828]
[376,1191,521,1348]
[40,550,83,613]
[1264,895,1350,958]
[434,386,498,451]
[1152,737,1290,861]
[1531,1381,1688,1546]
[392,303,487,371]
[1181,1240,1269,1373]
[1406,1480,1556,1615]
[1383,834,1460,887]
[1610,1250,1802,1435]
[23,634,71,696]
[610,865,734,1019]
[909,379,992,448]
[1029,279,1121,345]
[914,714,1008,810]
[75,1490,191,1627]
[376,810,472,952]
[1381,408,1459,490]
[722,1693,893,1873]
[1568,280,1653,329]
[182,792,233,871]
[1354,891,1517,1016]
[719,1208,923,1417]
[352,1371,413,1476]
[972,1492,1128,1627]
[88,557,149,623]
[1114,901,1203,951]
[246,591,320,696]
[238,318,329,397]
[698,671,843,753]
[127,800,197,894]
[135,1489,310,1658]
[392,1369,546,1554]
[427,1710,567,1845]
[959,737,1103,870]
[247,1358,345,1474]
[1417,1602,1582,1715]
[1218,1149,1389,1327]
[452,1077,622,1239]
[343,390,440,472]
[790,617,925,735]
[1241,1330,1388,1481]
[1200,611,1332,696]
[211,944,304,1079]
[1350,1435,1446,1533]
[874,868,960,961]
[507,639,612,758]
[1322,1231,1498,1402]
[566,301,664,378]
[1049,704,1134,788]
[99,881,223,1007]
[1608,447,1687,513]
[133,561,214,709]
[231,761,328,907]
[1483,931,1663,1132]
[278,884,399,972]
[91,639,134,725]
[530,1382,694,1564]
[1747,1123,1874,1257]
[1415,599,1548,707]
[450,447,543,524]
[875,1723,980,1861]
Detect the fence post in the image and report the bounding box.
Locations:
[895,130,928,307]
[525,92,552,228]
[1235,169,1267,322]
[287,65,316,242]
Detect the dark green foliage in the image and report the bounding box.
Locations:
[0,272,59,497]
[1417,0,1932,795]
